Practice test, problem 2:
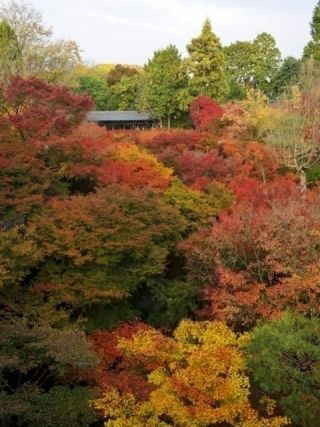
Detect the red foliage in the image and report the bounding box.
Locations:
[0,76,93,142]
[96,158,171,189]
[179,149,230,187]
[135,130,279,191]
[181,189,320,328]
[67,139,172,190]
[229,174,299,207]
[190,96,224,130]
[201,264,320,329]
[133,131,217,187]
[200,265,267,328]
[221,138,279,183]
[87,323,156,400]
[140,130,205,156]
[0,77,94,214]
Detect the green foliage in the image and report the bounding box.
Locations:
[75,75,114,110]
[143,279,201,329]
[74,66,144,112]
[0,18,21,81]
[0,1,82,83]
[163,178,233,232]
[0,223,43,288]
[144,44,187,126]
[303,1,320,61]
[225,40,256,97]
[111,74,142,110]
[107,63,139,86]
[225,33,281,98]
[247,313,320,426]
[185,19,229,102]
[0,316,98,426]
[252,33,281,97]
[306,163,320,183]
[0,187,186,322]
[84,301,141,333]
[1,385,98,427]
[0,317,97,374]
[23,386,98,427]
[272,56,301,97]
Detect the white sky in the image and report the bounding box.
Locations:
[33,0,317,65]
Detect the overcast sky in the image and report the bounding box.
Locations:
[34,0,316,65]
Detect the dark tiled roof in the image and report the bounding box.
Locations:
[86,111,154,122]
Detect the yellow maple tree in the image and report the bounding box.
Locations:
[93,320,289,427]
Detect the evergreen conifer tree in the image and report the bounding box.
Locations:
[185,19,229,102]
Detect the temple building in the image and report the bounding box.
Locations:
[86,111,157,130]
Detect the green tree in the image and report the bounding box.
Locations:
[185,19,229,102]
[0,0,82,83]
[247,313,320,427]
[144,44,187,127]
[225,40,253,99]
[272,56,301,97]
[111,74,142,110]
[303,1,320,61]
[0,18,21,81]
[75,75,115,110]
[22,387,98,427]
[225,33,281,98]
[252,32,281,97]
[107,63,138,86]
[163,178,233,232]
[0,316,98,426]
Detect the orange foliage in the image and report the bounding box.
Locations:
[221,137,279,182]
[87,323,155,400]
[99,143,173,189]
[182,190,320,328]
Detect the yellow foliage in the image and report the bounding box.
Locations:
[163,179,233,231]
[93,320,289,427]
[224,90,284,141]
[113,143,173,183]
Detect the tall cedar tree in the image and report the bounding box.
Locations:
[185,19,229,102]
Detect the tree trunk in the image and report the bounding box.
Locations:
[300,170,307,193]
[167,115,171,129]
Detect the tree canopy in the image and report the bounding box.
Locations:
[144,44,187,127]
[2,2,320,426]
[185,19,229,102]
[304,1,320,61]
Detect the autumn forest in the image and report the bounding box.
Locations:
[1,0,320,426]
